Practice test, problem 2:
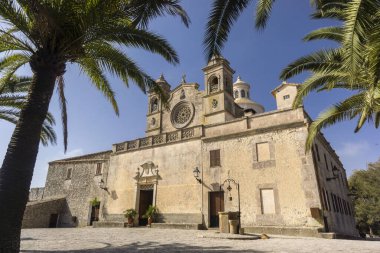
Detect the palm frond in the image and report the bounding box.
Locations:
[293,72,347,108]
[83,42,161,95]
[342,0,379,84]
[204,0,251,61]
[76,58,119,115]
[0,108,19,123]
[306,93,365,150]
[126,0,190,29]
[0,0,32,39]
[375,111,380,128]
[303,26,343,43]
[103,28,180,65]
[280,49,343,80]
[255,0,276,30]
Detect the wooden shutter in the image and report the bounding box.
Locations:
[96,163,102,175]
[210,150,220,167]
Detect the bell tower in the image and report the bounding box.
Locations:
[202,55,236,124]
[146,74,171,136]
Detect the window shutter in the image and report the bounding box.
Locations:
[210,150,221,167]
[215,150,220,166]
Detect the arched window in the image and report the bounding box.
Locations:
[180,89,186,99]
[209,76,219,93]
[150,97,158,113]
[247,91,250,98]
[234,90,239,98]
[241,90,246,98]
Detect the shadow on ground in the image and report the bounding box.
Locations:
[21,241,269,253]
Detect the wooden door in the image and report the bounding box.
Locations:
[209,191,224,227]
[90,204,100,225]
[49,214,58,228]
[139,189,153,226]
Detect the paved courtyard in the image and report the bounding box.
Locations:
[21,228,380,253]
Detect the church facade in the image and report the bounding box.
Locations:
[24,56,357,237]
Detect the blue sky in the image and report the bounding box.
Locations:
[0,1,379,187]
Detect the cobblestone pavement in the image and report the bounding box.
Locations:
[21,227,380,253]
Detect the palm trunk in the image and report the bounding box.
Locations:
[0,67,57,253]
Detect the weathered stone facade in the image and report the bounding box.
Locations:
[25,56,357,237]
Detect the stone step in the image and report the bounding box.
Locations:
[93,221,127,228]
[243,226,320,237]
[151,223,202,230]
[319,232,336,239]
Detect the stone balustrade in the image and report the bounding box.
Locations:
[113,108,306,154]
[113,126,203,153]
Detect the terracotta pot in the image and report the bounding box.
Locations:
[147,217,153,226]
[127,217,134,226]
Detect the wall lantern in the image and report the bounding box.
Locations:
[98,179,108,192]
[193,167,202,184]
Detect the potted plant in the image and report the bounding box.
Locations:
[123,208,137,227]
[143,205,157,226]
[90,197,100,207]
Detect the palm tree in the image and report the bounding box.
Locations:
[0,1,189,251]
[0,76,56,146]
[280,0,380,150]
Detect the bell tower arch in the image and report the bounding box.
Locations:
[202,55,236,124]
[146,74,171,136]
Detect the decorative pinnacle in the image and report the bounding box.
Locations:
[181,74,186,83]
[157,73,166,83]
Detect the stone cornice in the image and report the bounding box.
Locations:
[112,108,310,155]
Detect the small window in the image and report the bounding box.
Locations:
[315,144,320,162]
[256,142,270,162]
[325,189,331,211]
[66,168,72,180]
[234,90,239,98]
[180,89,186,99]
[331,193,337,212]
[260,189,276,214]
[344,200,348,215]
[209,77,219,93]
[210,150,221,167]
[283,94,290,100]
[322,188,328,211]
[95,163,102,175]
[324,154,329,170]
[348,203,352,216]
[247,91,250,98]
[240,90,245,98]
[150,97,158,113]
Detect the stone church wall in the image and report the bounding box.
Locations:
[201,125,321,229]
[29,187,45,201]
[312,136,357,236]
[104,139,202,224]
[43,151,111,227]
[22,198,66,228]
[161,84,204,134]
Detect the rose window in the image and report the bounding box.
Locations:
[171,101,194,129]
[175,106,191,124]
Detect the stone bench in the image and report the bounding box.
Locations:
[151,223,202,230]
[92,221,127,228]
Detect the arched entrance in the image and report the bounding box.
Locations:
[134,161,160,226]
